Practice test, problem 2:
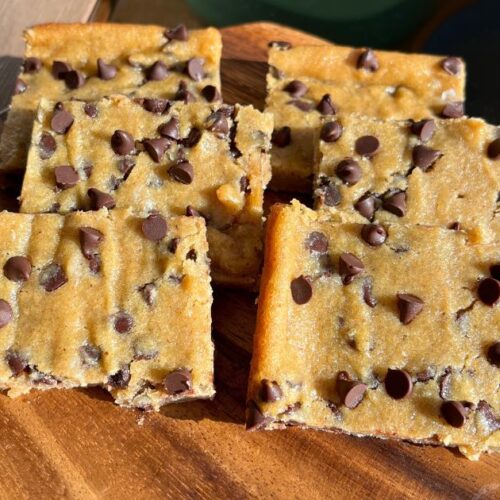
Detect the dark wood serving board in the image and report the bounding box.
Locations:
[0,21,498,499]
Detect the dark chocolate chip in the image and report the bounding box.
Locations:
[336,371,367,409]
[142,98,169,114]
[52,60,71,79]
[448,222,461,231]
[246,400,272,430]
[147,60,168,81]
[491,264,500,281]
[186,249,197,261]
[321,121,342,142]
[357,49,379,71]
[79,343,101,366]
[355,135,379,157]
[441,101,464,119]
[88,188,115,210]
[288,99,314,111]
[487,138,500,160]
[416,368,434,383]
[0,300,13,328]
[477,277,500,306]
[142,214,167,241]
[79,227,104,260]
[158,117,180,140]
[111,130,135,156]
[164,368,192,395]
[183,127,202,148]
[441,401,467,428]
[186,58,204,81]
[259,379,283,402]
[321,181,341,207]
[410,119,436,142]
[201,84,221,102]
[23,57,41,73]
[174,80,195,103]
[39,263,67,292]
[14,78,27,95]
[165,24,188,41]
[207,112,229,137]
[143,138,170,162]
[284,80,307,98]
[114,311,133,334]
[240,176,250,193]
[169,160,194,184]
[354,194,377,220]
[168,238,179,254]
[268,40,291,50]
[383,191,406,217]
[39,132,57,159]
[97,58,117,80]
[487,342,500,367]
[316,94,337,115]
[477,400,500,431]
[412,145,442,171]
[361,224,387,246]
[362,277,377,307]
[305,231,328,253]
[271,126,291,147]
[3,256,31,282]
[64,70,85,89]
[385,368,413,399]
[397,293,424,324]
[54,165,79,189]
[290,275,312,304]
[108,366,131,388]
[84,103,98,118]
[186,205,202,217]
[118,158,135,180]
[339,253,364,285]
[139,282,157,306]
[441,57,463,75]
[336,158,362,185]
[51,110,74,134]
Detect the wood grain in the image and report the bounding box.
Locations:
[0,19,498,499]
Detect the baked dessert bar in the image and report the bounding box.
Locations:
[0,208,214,410]
[266,43,466,191]
[20,95,272,287]
[314,115,500,244]
[0,23,222,175]
[247,201,499,459]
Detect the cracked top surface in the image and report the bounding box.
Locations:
[248,201,499,459]
[314,115,500,244]
[0,209,214,410]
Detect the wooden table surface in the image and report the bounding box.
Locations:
[0,3,498,499]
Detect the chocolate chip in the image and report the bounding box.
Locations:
[79,227,104,260]
[336,158,362,185]
[321,181,341,207]
[441,401,467,428]
[166,24,188,41]
[183,127,202,148]
[39,132,57,159]
[88,188,115,210]
[14,78,27,95]
[448,221,461,231]
[3,256,31,282]
[186,58,204,81]
[79,343,101,366]
[441,57,463,75]
[316,94,337,115]
[268,40,291,50]
[164,368,192,395]
[84,103,98,118]
[362,277,377,307]
[361,224,387,246]
[487,138,500,160]
[339,253,364,285]
[142,214,167,241]
[355,135,379,157]
[111,130,135,155]
[5,350,28,375]
[143,138,170,162]
[114,311,133,334]
[288,99,314,111]
[39,263,67,292]
[336,371,367,409]
[0,300,13,328]
[186,205,202,217]
[142,98,169,114]
[477,277,500,306]
[355,194,377,220]
[158,117,180,140]
[284,80,307,98]
[413,145,442,171]
[54,165,79,189]
[271,126,291,147]
[97,58,117,80]
[410,119,436,142]
[246,400,272,430]
[174,80,195,103]
[201,85,221,102]
[240,176,250,194]
[305,231,328,253]
[186,249,197,261]
[357,49,379,71]
[169,160,194,184]
[23,57,41,73]
[321,121,342,142]
[147,60,168,81]
[64,70,85,89]
[207,112,229,137]
[52,60,71,79]
[290,275,312,304]
[259,379,283,402]
[108,366,131,388]
[383,191,406,217]
[168,238,179,254]
[118,158,135,180]
[139,282,157,307]
[491,264,500,281]
[385,369,413,399]
[486,342,500,368]
[441,102,464,119]
[51,110,74,134]
[397,293,424,324]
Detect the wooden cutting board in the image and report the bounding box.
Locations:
[0,21,498,500]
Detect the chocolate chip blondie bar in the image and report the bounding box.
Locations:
[266,43,466,191]
[20,95,272,287]
[247,201,499,459]
[0,208,214,410]
[0,22,222,175]
[314,115,500,244]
